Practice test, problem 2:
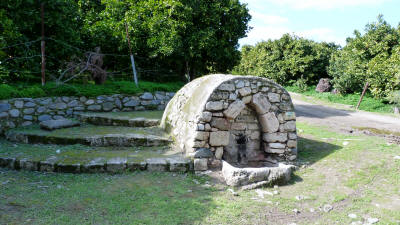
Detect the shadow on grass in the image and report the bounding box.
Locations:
[297,136,342,165]
[295,103,351,119]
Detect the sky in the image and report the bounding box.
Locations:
[238,0,400,47]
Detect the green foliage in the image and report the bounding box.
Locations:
[0,0,82,83]
[1,0,250,83]
[386,90,400,107]
[0,81,183,100]
[233,34,338,85]
[329,15,400,98]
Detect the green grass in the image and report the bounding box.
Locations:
[0,81,184,100]
[286,85,394,113]
[1,122,400,224]
[81,111,164,120]
[0,139,177,164]
[9,124,168,138]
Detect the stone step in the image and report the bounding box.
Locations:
[77,111,163,127]
[0,138,192,173]
[5,125,171,147]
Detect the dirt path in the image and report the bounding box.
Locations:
[292,95,400,136]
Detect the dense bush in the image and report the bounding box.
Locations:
[0,81,184,100]
[233,34,338,85]
[329,16,400,98]
[1,0,251,83]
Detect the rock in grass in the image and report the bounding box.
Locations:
[40,119,80,131]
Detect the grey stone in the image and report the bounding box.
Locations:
[218,83,235,91]
[102,102,114,111]
[40,119,80,130]
[23,115,33,121]
[199,111,212,122]
[263,133,288,142]
[88,105,101,111]
[223,100,245,119]
[21,121,33,126]
[222,161,294,186]
[53,115,65,120]
[269,143,286,149]
[140,92,154,100]
[36,106,47,113]
[259,112,279,133]
[19,159,39,171]
[265,147,285,154]
[235,80,244,88]
[167,158,190,172]
[229,93,237,100]
[238,87,251,96]
[268,93,281,103]
[146,158,168,171]
[288,132,297,139]
[194,131,210,141]
[25,102,36,107]
[0,103,11,112]
[115,98,122,109]
[57,163,81,173]
[215,147,224,159]
[38,115,51,122]
[193,148,213,158]
[209,131,230,146]
[23,108,35,115]
[251,93,271,114]
[205,101,224,111]
[242,95,252,104]
[0,112,9,118]
[281,121,296,132]
[62,96,70,102]
[283,111,296,120]
[194,158,208,171]
[279,102,293,111]
[67,100,79,107]
[287,140,297,148]
[80,96,87,102]
[124,100,140,107]
[316,78,331,93]
[210,118,230,130]
[74,106,85,111]
[39,98,52,105]
[9,109,20,118]
[14,100,24,108]
[50,102,67,110]
[85,99,95,105]
[106,158,127,173]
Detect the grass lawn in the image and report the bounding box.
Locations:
[286,85,395,114]
[1,122,399,224]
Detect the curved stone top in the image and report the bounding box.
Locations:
[161,74,296,164]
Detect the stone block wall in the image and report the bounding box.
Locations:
[0,91,175,134]
[161,74,297,171]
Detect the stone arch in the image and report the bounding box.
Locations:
[161,74,297,170]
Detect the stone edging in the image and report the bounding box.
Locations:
[0,156,192,173]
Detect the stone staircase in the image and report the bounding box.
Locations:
[0,111,192,173]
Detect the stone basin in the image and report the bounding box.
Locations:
[221,160,295,187]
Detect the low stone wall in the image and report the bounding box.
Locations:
[0,91,175,134]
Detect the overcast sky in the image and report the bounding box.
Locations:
[239,0,400,47]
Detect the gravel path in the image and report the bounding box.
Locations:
[292,97,400,134]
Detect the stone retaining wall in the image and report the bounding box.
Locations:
[0,91,175,134]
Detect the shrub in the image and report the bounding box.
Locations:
[0,84,16,99]
[329,16,400,97]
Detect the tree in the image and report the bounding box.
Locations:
[82,0,251,81]
[233,34,338,85]
[329,15,400,98]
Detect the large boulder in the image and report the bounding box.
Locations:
[222,161,295,187]
[40,119,80,131]
[315,78,331,93]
